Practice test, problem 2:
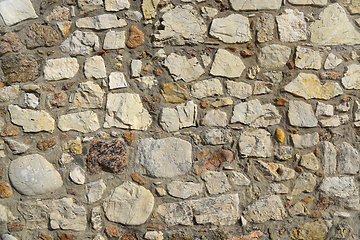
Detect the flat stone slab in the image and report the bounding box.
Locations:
[58,111,100,133]
[44,57,79,81]
[163,53,204,82]
[319,177,358,198]
[229,0,282,11]
[0,0,38,26]
[76,14,127,30]
[288,101,317,127]
[210,49,245,78]
[257,44,291,68]
[238,129,272,158]
[342,64,360,89]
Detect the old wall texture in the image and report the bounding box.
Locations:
[0,0,360,239]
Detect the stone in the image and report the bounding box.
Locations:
[105,0,130,11]
[226,81,252,99]
[289,0,327,6]
[103,181,154,225]
[276,9,306,42]
[160,82,188,102]
[57,21,72,36]
[275,128,285,143]
[309,3,360,45]
[288,101,317,127]
[291,133,319,148]
[59,153,74,166]
[0,32,24,56]
[105,225,119,238]
[231,99,262,125]
[257,44,291,68]
[0,182,12,198]
[37,138,56,151]
[202,109,227,127]
[1,53,43,84]
[126,11,143,21]
[337,102,351,112]
[131,173,145,185]
[1,235,17,240]
[295,47,322,70]
[239,129,272,158]
[201,171,231,195]
[324,53,343,70]
[26,24,59,49]
[135,137,192,178]
[292,173,317,195]
[191,79,223,99]
[229,0,282,10]
[270,183,289,194]
[84,56,106,79]
[126,26,145,48]
[258,161,296,181]
[91,207,102,231]
[153,5,207,45]
[316,102,334,116]
[253,81,273,95]
[142,0,160,19]
[44,57,79,81]
[5,139,29,154]
[291,221,331,240]
[211,97,233,107]
[58,233,75,240]
[319,114,349,127]
[289,202,309,217]
[300,153,320,171]
[73,81,105,109]
[0,85,19,102]
[58,111,100,133]
[345,0,360,14]
[76,14,127,30]
[209,14,251,43]
[210,49,245,78]
[131,59,142,78]
[78,0,103,14]
[342,64,360,89]
[156,194,240,226]
[46,6,69,21]
[0,0,38,26]
[167,181,203,199]
[8,105,55,133]
[274,146,293,160]
[201,128,232,145]
[163,53,204,82]
[243,195,287,223]
[201,7,218,19]
[144,231,163,240]
[24,93,39,109]
[104,93,152,130]
[264,71,283,84]
[63,137,82,155]
[228,171,251,186]
[103,31,126,49]
[322,141,337,175]
[1,124,20,137]
[9,154,63,196]
[60,30,100,56]
[255,13,274,43]
[109,72,128,89]
[320,71,342,80]
[86,139,127,175]
[337,142,360,175]
[69,165,85,185]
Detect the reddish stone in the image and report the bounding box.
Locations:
[62,82,75,90]
[126,26,145,49]
[302,197,315,204]
[274,98,287,106]
[200,101,209,108]
[194,167,201,175]
[0,182,13,198]
[142,96,156,112]
[26,24,59,49]
[37,138,56,151]
[123,131,134,143]
[120,231,137,240]
[287,60,294,69]
[152,96,161,103]
[25,138,33,144]
[153,68,162,76]
[42,84,55,92]
[195,150,210,161]
[39,232,54,240]
[228,231,264,240]
[106,225,120,238]
[314,197,332,210]
[1,124,20,137]
[7,222,23,232]
[58,232,75,240]
[247,43,255,49]
[49,92,67,107]
[60,133,68,139]
[131,173,146,185]
[98,50,110,55]
[288,127,297,134]
[86,139,127,175]
[0,108,5,115]
[204,148,234,170]
[225,46,236,52]
[0,32,24,56]
[143,64,151,71]
[240,49,254,57]
[295,166,303,173]
[314,147,321,156]
[146,223,164,229]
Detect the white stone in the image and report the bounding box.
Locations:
[288,100,317,127]
[59,153,74,166]
[276,9,307,42]
[24,93,39,109]
[135,137,192,178]
[8,105,55,133]
[159,108,180,132]
[44,57,79,81]
[9,154,63,196]
[163,53,204,82]
[324,53,343,69]
[226,81,252,99]
[93,234,105,240]
[250,104,281,128]
[323,141,337,175]
[202,109,227,127]
[337,142,360,175]
[108,72,128,89]
[135,76,158,90]
[84,56,106,79]
[105,0,130,11]
[231,99,263,125]
[126,11,143,21]
[230,0,282,11]
[201,7,218,19]
[228,172,251,186]
[319,115,349,127]
[76,14,127,30]
[103,31,126,49]
[238,129,272,158]
[316,102,334,116]
[103,181,154,225]
[334,212,351,218]
[201,128,232,145]
[300,153,319,171]
[144,231,163,240]
[258,161,296,181]
[104,93,152,130]
[270,183,289,194]
[160,101,197,132]
[1,235,17,240]
[209,14,251,43]
[201,53,212,67]
[60,30,100,56]
[201,171,231,195]
[0,0,38,26]
[69,164,85,185]
[91,207,102,231]
[288,0,327,6]
[295,47,322,70]
[257,44,291,68]
[309,3,360,45]
[319,177,358,198]
[210,49,245,78]
[342,64,360,89]
[167,181,203,199]
[86,180,107,204]
[291,133,319,148]
[5,139,29,155]
[73,81,105,109]
[253,81,273,95]
[131,59,142,78]
[336,102,351,112]
[292,173,317,195]
[191,78,223,99]
[0,85,20,102]
[58,111,100,133]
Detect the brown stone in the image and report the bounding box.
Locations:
[160,82,189,103]
[320,71,342,80]
[314,147,321,156]
[302,197,315,204]
[7,222,23,232]
[310,211,322,218]
[39,232,54,240]
[143,64,151,71]
[86,139,127,175]
[228,231,265,240]
[25,139,32,144]
[287,60,294,69]
[49,92,67,107]
[37,49,45,54]
[0,32,24,56]
[151,212,157,221]
[152,96,161,103]
[169,232,194,240]
[204,148,234,170]
[131,173,146,185]
[123,131,134,143]
[58,232,75,240]
[315,172,324,177]
[153,68,162,76]
[120,231,137,240]
[0,182,12,198]
[1,124,20,137]
[126,26,145,49]
[42,84,55,92]
[314,197,332,210]
[60,133,68,139]
[225,46,237,52]
[295,166,303,173]
[62,82,75,90]
[200,101,210,108]
[274,98,287,106]
[26,24,59,49]
[37,138,56,151]
[240,49,254,57]
[288,127,297,134]
[106,225,120,238]
[218,2,229,12]
[146,223,164,229]
[1,53,44,84]
[195,150,210,161]
[66,188,76,195]
[194,167,201,175]
[47,50,55,56]
[142,96,156,112]
[46,6,70,21]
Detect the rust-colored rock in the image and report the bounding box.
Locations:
[225,46,237,52]
[288,127,297,134]
[39,232,54,240]
[315,172,324,177]
[287,60,294,69]
[314,197,332,210]
[7,222,23,232]
[1,124,20,137]
[204,148,234,170]
[195,150,210,161]
[314,147,321,156]
[302,197,315,204]
[228,231,265,240]
[60,133,68,139]
[295,166,303,173]
[200,101,210,108]
[142,95,156,112]
[152,96,161,103]
[126,26,145,49]
[58,232,75,240]
[0,32,24,56]
[274,98,287,106]
[66,188,76,195]
[49,92,67,107]
[310,211,322,218]
[26,24,59,49]
[120,231,137,240]
[131,173,146,185]
[146,223,164,229]
[153,68,162,76]
[194,167,201,175]
[37,138,56,151]
[123,131,134,143]
[106,225,120,238]
[86,139,127,175]
[240,49,254,57]
[62,82,75,90]
[0,182,13,198]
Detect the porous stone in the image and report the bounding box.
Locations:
[46,6,70,21]
[76,14,127,30]
[191,78,223,99]
[291,221,331,240]
[86,180,106,204]
[126,26,145,48]
[0,86,20,102]
[91,207,102,231]
[201,128,232,145]
[337,142,360,175]
[9,154,63,196]
[342,64,360,89]
[26,24,59,49]
[274,146,293,160]
[73,81,105,109]
[276,9,306,42]
[63,137,83,155]
[60,30,100,56]
[257,44,291,68]
[0,0,38,26]
[300,153,319,171]
[163,53,204,82]
[288,101,317,127]
[292,173,317,195]
[58,111,100,133]
[255,13,274,43]
[258,161,296,181]
[295,47,322,70]
[316,102,334,116]
[84,56,106,79]
[229,0,282,11]
[202,109,227,127]
[210,49,245,78]
[253,81,273,95]
[103,31,126,49]
[319,176,358,198]
[167,181,203,199]
[226,81,252,99]
[228,172,251,186]
[291,133,319,148]
[201,171,231,195]
[105,0,130,11]
[325,53,343,70]
[44,57,79,81]
[238,129,272,158]
[289,0,327,6]
[0,32,24,56]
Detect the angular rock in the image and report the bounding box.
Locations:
[276,9,306,42]
[337,142,360,175]
[270,183,289,194]
[86,180,106,204]
[91,206,102,231]
[160,82,189,102]
[103,181,154,225]
[5,139,29,155]
[46,6,70,21]
[144,231,163,240]
[203,148,234,170]
[300,153,319,171]
[136,137,191,178]
[264,71,283,84]
[63,137,82,155]
[84,56,106,79]
[73,81,105,109]
[167,181,203,199]
[78,0,103,14]
[309,3,360,45]
[9,154,63,196]
[255,13,274,43]
[202,109,227,127]
[76,14,126,30]
[291,221,331,240]
[104,93,152,130]
[319,176,358,198]
[105,0,130,11]
[58,111,100,133]
[253,81,273,95]
[211,97,233,108]
[291,132,319,148]
[69,164,85,185]
[228,172,251,186]
[0,32,24,56]
[26,24,59,49]
[131,59,142,78]
[108,72,127,89]
[258,161,296,181]
[136,76,158,90]
[0,0,38,26]
[238,129,272,158]
[163,53,204,82]
[257,44,291,68]
[142,0,160,19]
[126,26,145,48]
[209,14,251,43]
[0,86,20,102]
[345,0,360,14]
[60,30,100,56]
[103,31,126,49]
[226,81,252,99]
[274,146,293,160]
[191,78,223,99]
[229,0,282,11]
[319,114,349,127]
[322,141,337,175]
[324,53,343,70]
[288,202,309,217]
[231,99,263,125]
[210,49,245,78]
[57,21,72,36]
[342,64,360,89]
[44,57,79,81]
[201,7,218,20]
[295,47,322,70]
[316,102,334,116]
[201,171,231,195]
[292,173,317,195]
[288,100,317,127]
[201,128,232,145]
[288,0,327,6]
[159,101,197,132]
[24,93,39,109]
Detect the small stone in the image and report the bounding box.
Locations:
[90,207,102,231]
[135,76,158,90]
[274,97,287,106]
[57,21,72,37]
[210,49,245,78]
[253,81,273,95]
[342,64,360,89]
[46,6,69,21]
[320,71,342,80]
[201,101,209,108]
[288,100,317,127]
[24,93,39,109]
[63,137,83,155]
[211,97,233,107]
[26,24,59,49]
[324,53,343,69]
[202,109,227,127]
[167,181,203,199]
[258,161,296,181]
[86,180,106,204]
[229,0,282,10]
[60,30,100,56]
[270,183,289,194]
[5,139,29,154]
[164,53,204,82]
[231,99,263,125]
[1,124,20,137]
[144,231,163,240]
[155,187,167,197]
[58,233,75,240]
[300,153,320,171]
[76,14,126,30]
[264,71,283,84]
[337,142,360,175]
[226,81,252,99]
[275,128,285,142]
[288,202,309,217]
[78,0,103,14]
[0,0,38,26]
[191,78,223,99]
[105,225,120,238]
[289,0,326,5]
[274,146,293,160]
[228,171,251,186]
[247,66,260,79]
[120,231,137,240]
[290,221,331,240]
[126,11,143,21]
[255,13,275,43]
[276,9,307,42]
[201,128,232,145]
[240,49,254,57]
[239,129,272,158]
[292,173,317,195]
[103,30,126,49]
[257,44,291,68]
[37,138,56,151]
[291,133,319,148]
[131,173,146,185]
[84,56,106,79]
[294,47,322,70]
[69,164,85,185]
[0,32,24,56]
[201,7,218,19]
[0,182,12,198]
[105,0,130,11]
[316,102,334,116]
[126,26,145,48]
[39,233,53,240]
[204,148,234,170]
[44,57,79,81]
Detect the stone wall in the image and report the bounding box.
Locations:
[0,0,359,239]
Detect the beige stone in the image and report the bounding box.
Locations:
[58,111,100,133]
[210,49,245,78]
[230,0,282,11]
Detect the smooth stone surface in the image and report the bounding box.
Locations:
[73,81,105,109]
[238,129,272,158]
[191,78,223,99]
[58,111,100,133]
[288,100,317,127]
[105,0,130,11]
[300,153,319,171]
[291,133,319,148]
[44,57,79,81]
[226,81,252,99]
[342,64,360,89]
[292,173,317,195]
[60,30,100,56]
[257,44,291,68]
[201,171,231,195]
[210,49,245,78]
[108,72,128,89]
[131,59,142,78]
[167,181,203,199]
[69,164,86,185]
[202,109,227,127]
[86,179,106,204]
[84,56,106,79]
[0,0,38,26]
[276,9,307,42]
[103,31,126,49]
[163,53,204,82]
[230,0,282,11]
[76,14,127,30]
[295,47,322,70]
[319,177,358,198]
[324,53,343,70]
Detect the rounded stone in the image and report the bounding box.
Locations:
[275,128,285,143]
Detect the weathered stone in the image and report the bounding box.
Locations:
[144,231,163,240]
[126,26,144,48]
[164,53,204,82]
[167,181,203,199]
[63,137,82,155]
[159,101,197,132]
[91,207,102,231]
[105,0,130,11]
[229,0,282,11]
[292,173,317,195]
[288,101,317,127]
[231,99,262,125]
[58,111,100,133]
[135,137,192,178]
[160,83,189,103]
[264,71,283,84]
[257,44,291,68]
[201,128,232,145]
[276,9,306,42]
[0,33,24,56]
[142,0,160,19]
[258,161,296,181]
[84,56,106,79]
[324,53,343,70]
[135,76,157,90]
[191,79,223,99]
[60,30,100,56]
[104,93,152,130]
[291,221,331,240]
[5,139,29,154]
[26,24,59,49]
[76,14,126,30]
[44,57,79,81]
[86,180,106,204]
[105,225,119,238]
[103,31,126,49]
[9,154,63,196]
[0,182,12,198]
[300,153,319,171]
[274,146,293,160]
[342,64,360,89]
[201,171,231,195]
[37,138,56,151]
[0,0,38,26]
[253,81,273,95]
[73,81,105,109]
[238,129,272,158]
[209,14,251,43]
[1,124,20,137]
[289,202,309,217]
[292,133,319,148]
[228,171,251,186]
[46,6,70,21]
[316,102,334,116]
[103,181,154,225]
[337,142,360,175]
[24,93,39,109]
[309,3,360,45]
[211,97,233,107]
[255,13,274,43]
[57,21,72,36]
[202,109,227,127]
[322,141,337,175]
[1,53,43,84]
[319,114,349,127]
[210,49,245,78]
[131,59,142,78]
[289,0,327,6]
[226,81,252,99]
[295,47,322,70]
[270,183,289,194]
[78,0,103,14]
[320,176,358,198]
[69,164,85,185]
[0,86,19,103]
[108,72,128,89]
[201,7,218,19]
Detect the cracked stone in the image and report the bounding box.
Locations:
[0,0,38,26]
[258,161,296,181]
[73,81,105,109]
[210,49,245,78]
[167,181,203,199]
[295,47,322,70]
[226,81,252,99]
[276,9,307,42]
[257,44,291,68]
[238,129,272,158]
[103,31,126,49]
[60,30,100,56]
[76,14,127,30]
[191,78,223,99]
[288,100,317,127]
[255,13,274,43]
[58,111,100,133]
[163,53,204,82]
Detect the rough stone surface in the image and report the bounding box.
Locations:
[60,30,100,56]
[226,81,252,99]
[291,133,319,148]
[201,171,231,195]
[337,142,360,175]
[0,86,20,103]
[103,31,126,49]
[126,26,145,49]
[167,181,203,199]
[164,53,204,82]
[105,0,130,11]
[202,109,227,127]
[0,0,38,26]
[295,47,322,70]
[342,64,360,89]
[108,72,128,89]
[76,14,127,30]
[73,81,105,109]
[78,0,103,14]
[44,57,79,81]
[258,161,296,181]
[325,53,343,70]
[201,128,232,145]
[0,33,24,56]
[292,173,317,195]
[238,129,272,158]
[288,101,317,127]
[84,56,106,79]
[257,44,291,68]
[26,24,59,49]
[210,49,245,78]
[191,79,223,99]
[319,177,358,198]
[276,9,307,42]
[229,0,282,11]
[255,13,274,43]
[58,111,100,133]
[291,221,331,240]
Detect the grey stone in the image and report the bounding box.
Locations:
[300,153,320,171]
[226,81,252,99]
[253,81,273,95]
[292,173,317,195]
[144,231,163,240]
[73,81,105,109]
[1,234,17,240]
[201,128,232,145]
[231,99,263,125]
[105,0,130,11]
[84,56,106,79]
[342,64,360,89]
[210,49,245,78]
[319,176,358,198]
[228,171,251,186]
[76,14,127,30]
[103,31,126,49]
[255,13,274,43]
[270,183,289,194]
[229,0,282,11]
[163,53,204,82]
[91,206,102,231]
[167,181,203,199]
[324,53,343,70]
[257,44,291,68]
[86,179,106,204]
[0,0,38,26]
[44,57,79,81]
[258,161,296,181]
[5,139,29,155]
[264,71,283,84]
[288,100,317,127]
[291,132,319,148]
[295,47,322,70]
[78,0,103,14]
[191,78,223,99]
[58,111,100,133]
[202,109,227,127]
[288,202,309,217]
[135,76,158,90]
[201,171,231,195]
[337,142,360,175]
[274,146,293,160]
[125,11,143,21]
[319,114,349,127]
[323,141,337,175]
[60,30,100,56]
[276,9,307,42]
[239,129,272,158]
[336,102,351,112]
[0,86,20,103]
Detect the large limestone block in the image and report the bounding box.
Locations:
[76,14,127,30]
[288,101,317,127]
[163,53,204,82]
[58,111,100,133]
[319,177,358,198]
[44,57,79,81]
[257,44,291,68]
[288,0,327,6]
[0,0,38,26]
[238,129,272,158]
